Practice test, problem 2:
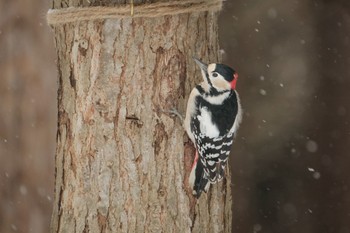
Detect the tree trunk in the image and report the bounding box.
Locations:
[50,0,232,232]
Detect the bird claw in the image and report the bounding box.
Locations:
[161,108,184,123]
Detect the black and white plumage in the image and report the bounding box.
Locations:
[184,58,242,198]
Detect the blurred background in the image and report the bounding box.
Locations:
[0,0,349,232]
[221,0,350,233]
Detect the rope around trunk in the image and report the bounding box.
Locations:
[47,0,222,26]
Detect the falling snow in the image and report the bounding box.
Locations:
[253,224,262,233]
[19,185,27,196]
[306,140,318,153]
[313,172,321,179]
[11,224,17,231]
[307,167,321,179]
[259,89,267,96]
[267,8,277,19]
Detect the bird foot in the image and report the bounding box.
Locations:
[161,108,184,123]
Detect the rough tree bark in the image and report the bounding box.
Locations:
[50,0,232,232]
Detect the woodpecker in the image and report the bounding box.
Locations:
[184,57,242,198]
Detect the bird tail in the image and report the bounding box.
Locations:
[189,151,210,198]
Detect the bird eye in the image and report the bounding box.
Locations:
[212,72,218,78]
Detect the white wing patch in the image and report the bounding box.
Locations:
[197,106,219,138]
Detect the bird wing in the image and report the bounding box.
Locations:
[191,119,234,183]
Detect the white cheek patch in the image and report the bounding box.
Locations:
[212,77,230,91]
[197,107,219,138]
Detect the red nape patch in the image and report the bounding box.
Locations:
[231,73,238,89]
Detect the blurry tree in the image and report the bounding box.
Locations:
[0,0,56,232]
[49,0,232,232]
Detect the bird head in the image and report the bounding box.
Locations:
[193,57,238,92]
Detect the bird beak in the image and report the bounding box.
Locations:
[193,57,209,84]
[193,57,208,72]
